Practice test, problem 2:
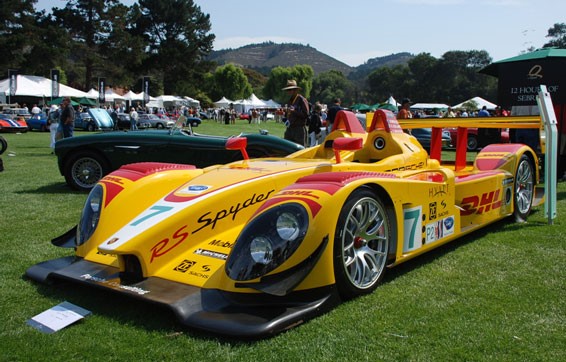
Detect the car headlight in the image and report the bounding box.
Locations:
[76,184,103,246]
[226,203,308,281]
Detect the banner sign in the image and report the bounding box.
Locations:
[8,70,18,97]
[98,78,105,103]
[497,59,566,108]
[51,69,60,99]
[143,76,150,103]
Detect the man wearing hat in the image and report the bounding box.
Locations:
[282,80,309,146]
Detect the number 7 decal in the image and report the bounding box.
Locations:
[131,205,174,226]
[403,206,422,252]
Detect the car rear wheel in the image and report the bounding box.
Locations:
[64,151,109,191]
[514,154,534,222]
[467,135,478,151]
[334,188,391,300]
[87,122,95,132]
[156,123,164,129]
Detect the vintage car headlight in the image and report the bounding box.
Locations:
[76,184,103,246]
[226,203,308,281]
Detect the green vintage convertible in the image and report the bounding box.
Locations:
[57,111,303,191]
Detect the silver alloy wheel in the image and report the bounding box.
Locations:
[72,157,103,189]
[339,196,389,291]
[515,156,534,216]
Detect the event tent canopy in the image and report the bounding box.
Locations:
[410,103,450,110]
[214,96,234,108]
[452,96,498,110]
[0,75,87,98]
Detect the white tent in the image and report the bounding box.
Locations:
[183,96,200,107]
[214,96,233,108]
[0,75,87,98]
[247,93,266,108]
[410,103,450,110]
[452,96,498,110]
[385,96,399,106]
[86,88,99,99]
[122,90,139,101]
[263,99,281,108]
[104,89,125,102]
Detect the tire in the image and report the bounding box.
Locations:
[334,188,392,299]
[467,135,478,151]
[40,124,48,132]
[87,123,95,132]
[156,123,164,129]
[0,136,7,155]
[64,151,109,191]
[514,154,535,222]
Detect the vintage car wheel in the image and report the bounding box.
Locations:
[467,135,478,151]
[0,136,7,155]
[334,188,391,299]
[514,154,534,222]
[86,122,96,132]
[156,123,164,129]
[64,151,109,191]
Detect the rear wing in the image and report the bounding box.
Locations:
[397,115,541,169]
[392,85,557,224]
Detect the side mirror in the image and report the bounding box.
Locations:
[226,136,249,160]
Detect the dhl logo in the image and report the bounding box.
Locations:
[460,190,501,216]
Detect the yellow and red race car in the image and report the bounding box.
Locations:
[27,109,544,338]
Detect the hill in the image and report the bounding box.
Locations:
[208,42,353,75]
[208,42,414,81]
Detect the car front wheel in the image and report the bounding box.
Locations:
[514,154,534,222]
[156,123,164,129]
[64,151,109,191]
[0,136,7,155]
[334,188,392,300]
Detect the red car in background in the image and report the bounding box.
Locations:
[447,127,509,151]
[0,113,28,133]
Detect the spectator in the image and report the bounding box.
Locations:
[129,107,138,130]
[397,98,412,119]
[60,97,75,138]
[326,97,342,131]
[281,80,309,146]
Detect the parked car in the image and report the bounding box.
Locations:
[27,109,542,337]
[116,113,151,130]
[411,128,452,149]
[2,108,31,121]
[447,127,510,151]
[139,113,175,128]
[185,116,201,127]
[72,108,114,131]
[52,110,304,191]
[26,113,49,131]
[0,113,28,133]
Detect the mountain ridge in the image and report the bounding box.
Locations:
[208,42,413,79]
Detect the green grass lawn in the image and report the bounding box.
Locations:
[1,123,564,361]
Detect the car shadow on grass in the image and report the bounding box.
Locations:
[16,182,81,195]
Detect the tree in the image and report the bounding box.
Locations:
[0,0,43,73]
[543,23,566,48]
[211,64,252,101]
[311,70,353,105]
[135,0,215,95]
[52,0,122,89]
[263,65,314,103]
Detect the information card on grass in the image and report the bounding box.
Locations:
[27,301,91,334]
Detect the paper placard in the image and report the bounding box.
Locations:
[27,301,91,334]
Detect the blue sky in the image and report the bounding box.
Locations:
[36,0,565,67]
